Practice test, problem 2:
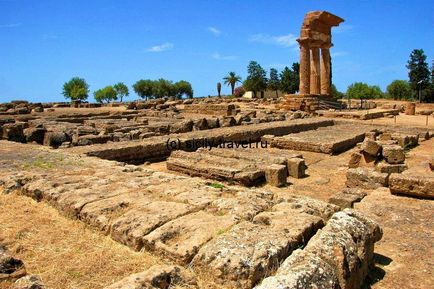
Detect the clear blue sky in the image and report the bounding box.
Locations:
[1,0,433,102]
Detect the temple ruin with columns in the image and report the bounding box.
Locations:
[284,11,344,111]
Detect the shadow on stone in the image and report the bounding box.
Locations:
[363,253,392,288]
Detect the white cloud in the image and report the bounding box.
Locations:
[334,24,353,34]
[249,33,297,47]
[212,52,236,60]
[146,42,173,52]
[0,23,22,28]
[331,51,349,58]
[208,26,221,36]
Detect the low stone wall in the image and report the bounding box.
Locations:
[71,118,335,163]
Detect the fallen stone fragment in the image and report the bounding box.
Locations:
[382,144,405,164]
[265,164,287,187]
[287,157,306,178]
[348,152,362,168]
[329,188,367,208]
[103,265,197,289]
[255,209,382,289]
[346,167,389,189]
[375,161,407,174]
[361,139,381,156]
[0,246,26,281]
[14,275,48,289]
[389,173,434,199]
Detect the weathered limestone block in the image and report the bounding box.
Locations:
[287,157,306,178]
[76,134,112,146]
[348,152,362,168]
[103,265,197,289]
[265,164,287,187]
[219,116,236,127]
[192,206,323,289]
[375,161,407,174]
[43,131,71,148]
[391,133,418,148]
[14,275,48,289]
[79,192,153,232]
[2,122,26,143]
[389,174,434,199]
[0,246,26,281]
[23,127,46,144]
[360,139,381,156]
[207,189,274,221]
[142,211,237,264]
[329,188,367,208]
[255,209,382,289]
[254,250,340,289]
[346,168,389,189]
[274,196,339,222]
[382,144,405,164]
[170,120,193,133]
[192,118,208,131]
[110,201,194,251]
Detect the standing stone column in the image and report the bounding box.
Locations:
[298,41,310,95]
[310,47,321,95]
[320,46,331,95]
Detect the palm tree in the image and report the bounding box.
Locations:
[223,72,242,95]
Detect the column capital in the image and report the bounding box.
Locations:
[321,43,333,49]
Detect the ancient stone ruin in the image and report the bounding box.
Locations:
[284,11,344,111]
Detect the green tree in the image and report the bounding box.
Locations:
[347,82,383,107]
[174,80,193,99]
[243,61,267,98]
[279,67,292,94]
[290,62,300,93]
[268,68,280,97]
[62,77,89,101]
[406,49,430,101]
[133,79,155,100]
[113,82,129,102]
[154,78,174,98]
[386,80,412,100]
[330,84,344,99]
[94,86,117,103]
[223,72,242,95]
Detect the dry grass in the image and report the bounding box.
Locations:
[0,191,161,289]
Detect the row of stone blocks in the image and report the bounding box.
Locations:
[101,209,382,289]
[166,148,306,187]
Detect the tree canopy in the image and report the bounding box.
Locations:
[279,64,299,94]
[94,86,117,103]
[62,77,89,101]
[268,68,280,97]
[386,80,412,100]
[243,61,267,97]
[174,80,193,98]
[346,82,384,100]
[133,79,193,100]
[406,49,430,99]
[223,72,242,95]
[113,82,129,102]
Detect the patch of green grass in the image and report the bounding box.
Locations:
[208,182,225,189]
[216,228,228,235]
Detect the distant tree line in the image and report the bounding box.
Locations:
[345,49,433,103]
[62,78,193,103]
[219,61,302,98]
